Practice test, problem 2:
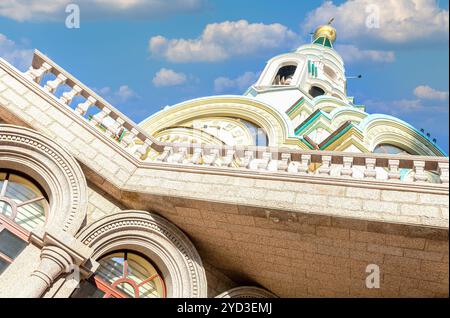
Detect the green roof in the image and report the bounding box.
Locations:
[313,36,333,48]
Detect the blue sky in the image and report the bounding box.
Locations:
[1,0,449,152]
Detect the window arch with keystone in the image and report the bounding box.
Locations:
[73,211,208,298]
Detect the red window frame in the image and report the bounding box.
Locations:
[91,251,167,298]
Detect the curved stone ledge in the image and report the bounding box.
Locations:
[76,210,208,298]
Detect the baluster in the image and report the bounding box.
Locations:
[156,146,173,162]
[121,128,138,147]
[191,147,203,165]
[387,159,401,180]
[340,156,353,177]
[438,162,449,185]
[364,158,377,180]
[298,154,311,174]
[277,153,291,171]
[134,139,152,160]
[169,147,188,163]
[26,62,52,84]
[413,160,428,182]
[239,151,254,168]
[104,117,124,138]
[203,149,220,165]
[91,108,111,126]
[75,96,96,116]
[221,150,235,167]
[114,118,126,139]
[60,85,82,106]
[44,73,67,93]
[257,152,272,170]
[318,155,332,175]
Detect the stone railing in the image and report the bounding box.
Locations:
[25,50,164,154]
[24,50,449,186]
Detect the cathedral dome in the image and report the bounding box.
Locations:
[312,19,337,48]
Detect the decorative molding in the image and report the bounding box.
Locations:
[0,124,88,235]
[76,211,208,298]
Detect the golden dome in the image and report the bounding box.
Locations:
[313,22,337,43]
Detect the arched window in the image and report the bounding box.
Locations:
[272,64,297,85]
[373,143,412,155]
[323,65,336,80]
[72,251,166,298]
[239,118,269,146]
[309,86,325,98]
[0,171,48,275]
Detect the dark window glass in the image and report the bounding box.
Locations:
[272,65,297,85]
[373,144,412,155]
[0,257,8,275]
[309,86,325,98]
[71,280,106,298]
[0,229,27,259]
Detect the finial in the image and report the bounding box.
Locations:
[312,20,337,46]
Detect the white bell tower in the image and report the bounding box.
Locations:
[245,20,349,113]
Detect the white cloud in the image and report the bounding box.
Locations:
[364,99,425,118]
[94,85,138,104]
[0,33,33,70]
[0,0,67,22]
[387,99,424,111]
[115,85,138,101]
[214,71,259,93]
[303,0,449,45]
[364,98,448,115]
[0,0,205,21]
[414,85,449,101]
[152,68,187,87]
[149,20,299,63]
[335,44,395,63]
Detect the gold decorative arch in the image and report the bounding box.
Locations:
[140,97,293,147]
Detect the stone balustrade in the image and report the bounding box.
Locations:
[23,50,449,186]
[25,50,164,154]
